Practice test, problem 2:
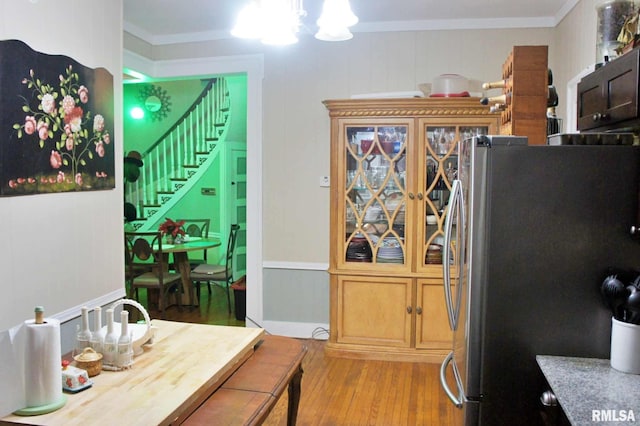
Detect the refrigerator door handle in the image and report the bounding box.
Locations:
[440,351,465,408]
[443,179,463,330]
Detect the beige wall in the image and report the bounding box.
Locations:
[553,0,599,131]
[131,27,554,264]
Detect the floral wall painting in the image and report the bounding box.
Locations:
[1,39,115,196]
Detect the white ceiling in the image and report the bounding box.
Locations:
[123,0,578,46]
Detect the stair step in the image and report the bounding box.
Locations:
[129,77,230,232]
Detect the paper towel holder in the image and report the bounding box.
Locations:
[13,309,67,416]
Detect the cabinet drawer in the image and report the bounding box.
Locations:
[578,49,640,131]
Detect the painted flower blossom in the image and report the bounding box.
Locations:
[93,114,104,132]
[75,173,83,185]
[95,141,105,157]
[50,151,62,169]
[78,85,89,103]
[24,116,36,135]
[37,121,49,141]
[65,134,74,151]
[64,106,83,133]
[62,95,75,115]
[41,93,56,115]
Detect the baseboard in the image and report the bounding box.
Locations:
[246,319,329,341]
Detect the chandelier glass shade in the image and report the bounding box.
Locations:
[231,0,358,45]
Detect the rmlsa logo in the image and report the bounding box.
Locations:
[592,410,636,422]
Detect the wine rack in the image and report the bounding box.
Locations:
[498,45,549,145]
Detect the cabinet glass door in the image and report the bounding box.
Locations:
[344,125,408,265]
[422,126,488,268]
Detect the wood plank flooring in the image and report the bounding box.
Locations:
[144,286,458,425]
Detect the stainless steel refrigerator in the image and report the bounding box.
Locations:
[438,135,640,425]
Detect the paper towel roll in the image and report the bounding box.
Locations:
[23,318,62,408]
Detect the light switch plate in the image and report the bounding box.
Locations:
[319,176,330,187]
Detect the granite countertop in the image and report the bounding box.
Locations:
[536,355,640,425]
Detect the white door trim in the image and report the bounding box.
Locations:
[123,49,265,327]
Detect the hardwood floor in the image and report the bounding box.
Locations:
[262,340,458,426]
[145,286,457,425]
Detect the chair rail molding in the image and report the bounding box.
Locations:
[262,261,329,271]
[123,49,265,330]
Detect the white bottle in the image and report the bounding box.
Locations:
[89,306,104,353]
[117,310,133,368]
[76,306,91,355]
[102,308,118,366]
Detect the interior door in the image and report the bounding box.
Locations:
[227,146,247,279]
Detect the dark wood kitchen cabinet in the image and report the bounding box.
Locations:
[577,47,640,131]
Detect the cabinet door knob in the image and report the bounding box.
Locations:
[417,193,423,200]
[592,112,602,121]
[416,306,423,315]
[406,306,412,314]
[408,192,415,200]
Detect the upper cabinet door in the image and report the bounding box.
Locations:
[578,48,640,131]
[417,120,492,275]
[338,119,414,272]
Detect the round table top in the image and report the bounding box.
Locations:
[159,237,221,253]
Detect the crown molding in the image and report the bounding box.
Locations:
[124,0,579,47]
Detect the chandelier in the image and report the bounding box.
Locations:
[231,0,359,45]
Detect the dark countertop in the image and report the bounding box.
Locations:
[536,355,640,425]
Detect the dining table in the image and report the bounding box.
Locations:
[1,320,264,426]
[158,237,221,306]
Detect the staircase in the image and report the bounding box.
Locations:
[126,77,231,230]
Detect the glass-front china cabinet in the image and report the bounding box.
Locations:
[324,98,499,362]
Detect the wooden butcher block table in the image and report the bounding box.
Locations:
[1,320,264,426]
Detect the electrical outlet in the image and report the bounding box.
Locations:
[319,176,330,187]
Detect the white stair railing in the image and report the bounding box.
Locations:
[126,78,230,226]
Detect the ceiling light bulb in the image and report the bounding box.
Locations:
[316,0,358,30]
[260,0,300,45]
[315,26,353,41]
[231,2,263,39]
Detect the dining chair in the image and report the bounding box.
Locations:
[191,224,240,313]
[177,218,211,267]
[125,231,183,318]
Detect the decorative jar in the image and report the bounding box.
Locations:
[596,0,639,65]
